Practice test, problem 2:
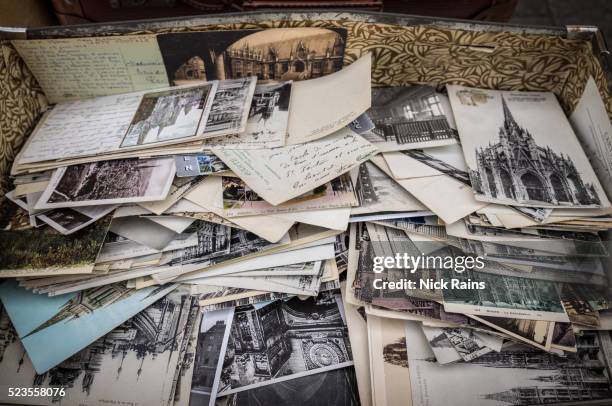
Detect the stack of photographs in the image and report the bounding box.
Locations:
[2,26,612,406]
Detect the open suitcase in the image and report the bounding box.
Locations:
[1,11,612,405]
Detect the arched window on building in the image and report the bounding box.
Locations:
[485,168,497,198]
[521,172,546,202]
[499,169,515,200]
[550,173,569,202]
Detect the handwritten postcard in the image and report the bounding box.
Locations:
[212,128,378,205]
[12,35,169,104]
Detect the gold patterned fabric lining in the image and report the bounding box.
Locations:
[0,20,611,206]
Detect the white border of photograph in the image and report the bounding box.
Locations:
[34,158,176,209]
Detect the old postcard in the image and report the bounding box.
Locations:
[184,176,296,242]
[12,35,169,103]
[383,144,469,180]
[191,271,324,296]
[341,284,372,406]
[405,321,612,406]
[0,216,110,277]
[217,295,353,395]
[362,86,457,152]
[204,82,292,149]
[286,54,371,144]
[203,77,257,137]
[212,128,377,206]
[36,205,116,235]
[570,76,612,202]
[0,281,177,373]
[221,175,357,217]
[189,307,234,406]
[157,28,346,84]
[121,83,217,148]
[421,325,462,365]
[367,315,412,406]
[447,85,610,208]
[0,291,195,406]
[442,269,569,322]
[443,328,494,361]
[17,84,215,167]
[175,153,229,177]
[219,368,360,406]
[35,158,175,209]
[352,162,427,215]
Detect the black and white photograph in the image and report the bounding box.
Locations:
[362,85,458,152]
[447,85,610,208]
[421,325,462,365]
[217,295,353,395]
[244,82,292,143]
[203,77,257,137]
[220,367,360,406]
[442,269,569,322]
[175,153,229,177]
[405,322,612,406]
[443,328,493,362]
[204,81,292,149]
[190,307,234,406]
[353,162,426,215]
[36,205,116,235]
[0,291,196,406]
[121,83,216,148]
[35,158,176,209]
[157,28,346,84]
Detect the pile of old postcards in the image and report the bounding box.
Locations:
[1,27,612,406]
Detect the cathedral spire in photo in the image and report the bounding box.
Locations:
[470,96,601,206]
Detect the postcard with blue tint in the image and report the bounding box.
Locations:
[7,282,177,374]
[0,279,75,337]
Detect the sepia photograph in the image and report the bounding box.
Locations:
[221,174,357,217]
[218,295,353,395]
[157,28,346,84]
[447,85,610,208]
[121,84,216,148]
[362,86,458,152]
[203,77,257,137]
[35,157,176,209]
[190,308,234,406]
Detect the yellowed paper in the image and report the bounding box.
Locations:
[213,128,378,206]
[12,35,169,104]
[286,54,372,144]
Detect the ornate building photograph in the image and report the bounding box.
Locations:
[218,295,352,395]
[0,293,197,405]
[190,308,233,406]
[158,28,347,84]
[363,86,458,152]
[222,28,344,81]
[121,84,213,147]
[470,96,602,206]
